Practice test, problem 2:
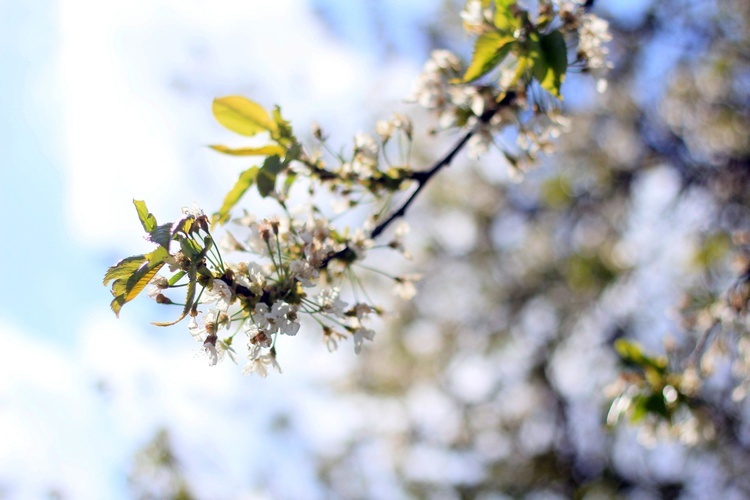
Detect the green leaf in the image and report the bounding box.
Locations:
[463,32,516,83]
[212,96,278,137]
[631,393,668,422]
[133,200,157,233]
[147,223,172,249]
[493,0,517,34]
[530,30,567,98]
[209,144,286,157]
[124,251,168,303]
[178,234,203,261]
[615,339,668,373]
[104,255,147,286]
[168,270,186,286]
[263,154,284,174]
[132,200,172,249]
[271,105,294,144]
[108,247,170,317]
[213,166,259,225]
[171,216,194,236]
[257,155,283,198]
[284,142,302,165]
[282,172,298,198]
[257,171,275,198]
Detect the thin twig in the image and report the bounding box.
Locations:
[685,319,721,369]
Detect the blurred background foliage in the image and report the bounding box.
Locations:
[130,0,750,498]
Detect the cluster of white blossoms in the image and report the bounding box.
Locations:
[410,50,511,160]
[412,0,611,165]
[144,204,410,376]
[577,14,612,71]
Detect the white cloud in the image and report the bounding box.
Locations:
[0,319,120,498]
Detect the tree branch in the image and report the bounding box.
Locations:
[371,91,517,240]
[321,92,516,268]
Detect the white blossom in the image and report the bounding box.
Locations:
[427,50,461,73]
[467,128,494,159]
[203,337,219,366]
[146,275,169,300]
[393,274,422,300]
[376,119,394,142]
[203,279,233,312]
[266,302,300,336]
[352,133,379,175]
[181,203,204,218]
[317,288,348,318]
[349,229,374,259]
[188,309,218,342]
[242,353,282,377]
[352,326,376,354]
[219,230,246,253]
[289,259,319,287]
[460,0,489,32]
[235,262,266,295]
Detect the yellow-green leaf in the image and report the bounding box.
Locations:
[209,144,286,157]
[108,247,170,317]
[124,263,164,303]
[133,200,157,233]
[463,32,516,83]
[212,166,259,225]
[271,105,294,144]
[104,255,147,286]
[614,339,668,373]
[493,0,517,34]
[212,96,278,137]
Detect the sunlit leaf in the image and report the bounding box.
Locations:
[168,270,186,286]
[178,234,203,261]
[212,96,278,137]
[213,166,259,225]
[171,216,194,236]
[124,262,164,303]
[463,32,515,82]
[272,105,294,144]
[493,0,517,34]
[282,172,298,198]
[133,200,157,233]
[108,247,170,317]
[209,144,286,157]
[103,255,147,286]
